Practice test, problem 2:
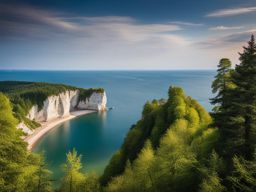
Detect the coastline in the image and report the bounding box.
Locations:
[24,110,96,151]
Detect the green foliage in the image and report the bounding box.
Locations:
[211,58,233,97]
[228,156,256,192]
[19,153,53,192]
[212,35,256,163]
[209,35,256,192]
[100,150,125,185]
[0,81,77,108]
[61,149,85,192]
[61,149,101,192]
[83,173,101,192]
[103,86,219,192]
[78,88,104,102]
[106,140,155,192]
[0,93,53,192]
[199,152,225,192]
[0,81,104,129]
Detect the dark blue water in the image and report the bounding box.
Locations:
[0,70,215,179]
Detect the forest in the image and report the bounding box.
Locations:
[0,81,104,130]
[0,35,255,192]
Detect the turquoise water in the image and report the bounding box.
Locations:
[0,70,215,179]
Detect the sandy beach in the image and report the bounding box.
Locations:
[25,110,96,150]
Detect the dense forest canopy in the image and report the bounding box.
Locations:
[102,86,219,192]
[0,35,256,192]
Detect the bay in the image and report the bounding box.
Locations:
[0,70,215,179]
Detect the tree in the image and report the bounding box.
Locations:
[0,93,53,192]
[0,93,30,191]
[35,153,52,192]
[199,152,225,192]
[106,141,155,192]
[61,149,84,192]
[211,58,233,112]
[228,155,256,192]
[212,35,256,163]
[83,173,100,192]
[132,140,155,191]
[232,34,256,160]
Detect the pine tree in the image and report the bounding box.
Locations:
[212,35,256,162]
[228,155,256,192]
[232,34,256,160]
[211,58,233,111]
[61,149,84,192]
[35,153,52,192]
[199,151,225,192]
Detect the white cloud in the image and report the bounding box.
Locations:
[209,25,243,31]
[75,16,183,44]
[168,21,203,26]
[0,4,249,70]
[207,6,256,17]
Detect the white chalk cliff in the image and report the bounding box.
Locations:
[18,90,107,134]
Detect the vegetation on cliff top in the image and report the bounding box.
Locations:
[78,88,105,102]
[0,81,104,129]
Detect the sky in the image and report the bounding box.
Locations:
[0,0,256,70]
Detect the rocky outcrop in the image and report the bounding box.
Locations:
[27,90,79,122]
[27,90,107,123]
[19,90,107,134]
[77,91,107,111]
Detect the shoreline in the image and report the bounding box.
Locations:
[24,110,96,151]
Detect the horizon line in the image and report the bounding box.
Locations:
[0,68,216,71]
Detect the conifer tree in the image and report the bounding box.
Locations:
[35,154,52,192]
[232,34,256,160]
[228,155,256,192]
[212,35,256,162]
[211,58,233,111]
[61,149,84,192]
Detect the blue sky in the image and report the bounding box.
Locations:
[0,0,256,70]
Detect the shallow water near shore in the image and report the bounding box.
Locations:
[0,70,215,181]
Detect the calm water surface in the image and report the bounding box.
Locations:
[0,70,215,179]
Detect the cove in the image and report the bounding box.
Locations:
[0,70,215,179]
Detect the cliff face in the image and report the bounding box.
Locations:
[18,90,107,134]
[28,90,107,122]
[77,91,107,111]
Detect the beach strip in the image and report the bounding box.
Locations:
[25,110,96,150]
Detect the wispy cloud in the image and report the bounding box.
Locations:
[0,4,184,43]
[168,21,203,26]
[209,25,243,31]
[0,4,78,31]
[196,29,256,48]
[0,3,251,69]
[207,6,256,17]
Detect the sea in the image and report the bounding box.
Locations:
[0,70,215,181]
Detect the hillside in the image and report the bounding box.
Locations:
[101,86,219,191]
